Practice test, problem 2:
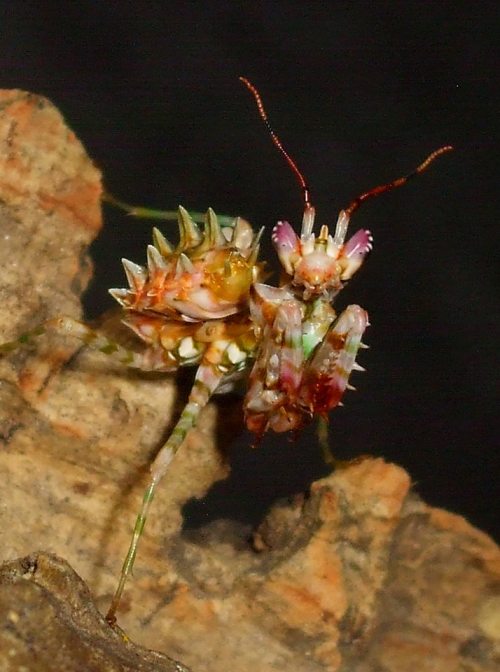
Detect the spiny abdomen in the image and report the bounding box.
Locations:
[109,206,263,321]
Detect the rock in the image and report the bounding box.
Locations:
[0,552,189,671]
[0,89,498,671]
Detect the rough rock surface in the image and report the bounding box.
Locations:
[0,552,189,672]
[0,90,499,672]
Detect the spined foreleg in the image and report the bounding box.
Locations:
[244,292,304,436]
[299,304,369,416]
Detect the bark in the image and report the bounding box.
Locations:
[0,90,498,672]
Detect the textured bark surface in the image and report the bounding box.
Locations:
[0,90,498,672]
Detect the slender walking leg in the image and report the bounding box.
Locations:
[0,316,171,371]
[103,192,237,228]
[105,344,233,624]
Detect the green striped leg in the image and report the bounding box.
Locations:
[317,416,336,467]
[105,350,231,624]
[0,316,167,371]
[316,416,357,469]
[103,191,238,228]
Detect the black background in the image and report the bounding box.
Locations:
[1,2,497,538]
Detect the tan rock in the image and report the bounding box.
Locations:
[0,89,498,671]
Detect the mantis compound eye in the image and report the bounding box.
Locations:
[272,220,301,275]
[338,229,374,281]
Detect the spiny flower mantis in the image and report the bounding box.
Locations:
[0,79,452,624]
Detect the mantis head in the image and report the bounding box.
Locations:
[272,206,372,299]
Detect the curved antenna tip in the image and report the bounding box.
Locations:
[239,77,311,208]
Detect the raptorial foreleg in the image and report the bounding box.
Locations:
[244,290,304,436]
[299,304,369,416]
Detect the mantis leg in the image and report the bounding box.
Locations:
[103,191,238,228]
[317,415,335,467]
[0,316,175,371]
[299,304,369,415]
[244,293,304,436]
[309,305,369,467]
[316,415,367,470]
[105,343,233,624]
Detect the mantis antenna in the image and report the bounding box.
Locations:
[240,76,312,209]
[343,145,454,217]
